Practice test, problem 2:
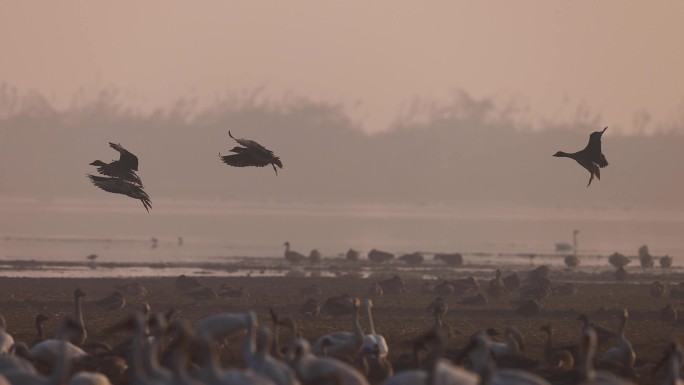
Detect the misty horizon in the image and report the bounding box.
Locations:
[1,85,683,210]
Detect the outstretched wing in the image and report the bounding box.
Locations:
[228,131,276,156]
[94,165,143,187]
[87,174,151,212]
[219,152,271,168]
[584,127,608,168]
[109,142,139,171]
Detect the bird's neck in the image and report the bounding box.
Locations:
[74,296,84,328]
[365,304,376,335]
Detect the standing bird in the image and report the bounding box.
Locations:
[553,127,609,187]
[89,142,143,186]
[87,174,152,212]
[219,131,283,175]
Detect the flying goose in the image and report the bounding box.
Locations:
[219,131,283,175]
[553,127,609,187]
[89,142,142,186]
[87,175,152,212]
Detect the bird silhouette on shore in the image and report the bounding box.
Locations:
[219,131,283,175]
[553,127,609,187]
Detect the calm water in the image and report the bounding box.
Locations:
[1,198,683,269]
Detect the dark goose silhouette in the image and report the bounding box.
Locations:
[90,142,143,186]
[219,131,283,175]
[87,174,152,212]
[553,127,609,186]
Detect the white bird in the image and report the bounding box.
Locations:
[28,339,88,368]
[128,313,168,385]
[242,313,300,385]
[143,313,172,384]
[312,298,364,362]
[67,372,112,385]
[292,339,369,385]
[382,331,478,385]
[195,312,251,342]
[468,332,550,385]
[0,315,15,354]
[0,344,37,374]
[361,299,389,359]
[196,323,276,385]
[59,288,87,346]
[601,309,636,370]
[489,326,524,358]
[578,328,636,385]
[3,329,75,385]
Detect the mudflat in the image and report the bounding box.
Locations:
[0,273,682,384]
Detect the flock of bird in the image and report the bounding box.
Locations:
[87,127,610,211]
[87,131,283,212]
[1,266,683,385]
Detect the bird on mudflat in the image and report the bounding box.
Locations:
[219,131,283,175]
[90,142,143,186]
[87,174,152,212]
[553,127,609,187]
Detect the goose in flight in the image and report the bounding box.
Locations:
[220,131,283,175]
[87,174,152,212]
[553,127,609,187]
[90,142,143,186]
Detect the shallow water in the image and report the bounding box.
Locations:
[1,198,682,277]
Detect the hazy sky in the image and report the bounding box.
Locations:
[2,1,683,132]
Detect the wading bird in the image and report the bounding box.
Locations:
[553,127,609,187]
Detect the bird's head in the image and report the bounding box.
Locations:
[89,160,106,166]
[552,151,567,157]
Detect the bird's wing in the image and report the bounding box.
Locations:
[228,131,275,156]
[88,175,132,196]
[219,152,270,168]
[584,127,608,167]
[109,142,139,171]
[95,165,143,187]
[88,175,150,200]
